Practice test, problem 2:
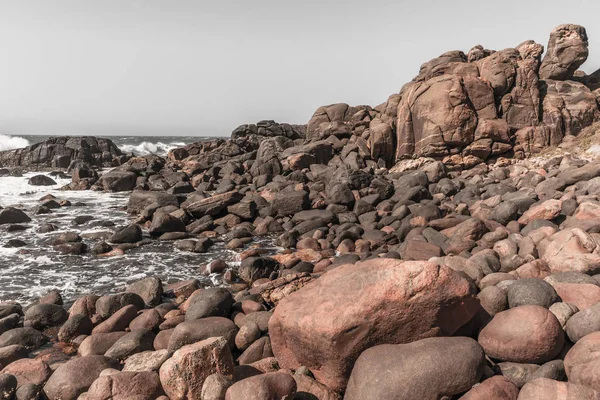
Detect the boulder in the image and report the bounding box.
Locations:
[43,355,119,400]
[104,329,155,360]
[184,191,243,219]
[518,378,600,400]
[126,277,163,307]
[58,314,94,342]
[95,170,137,192]
[459,375,519,399]
[506,278,558,309]
[78,332,128,356]
[92,304,138,333]
[185,288,234,320]
[28,175,56,186]
[225,372,296,400]
[0,374,17,400]
[0,208,31,225]
[478,305,564,363]
[123,350,170,372]
[539,24,589,80]
[564,331,600,391]
[1,358,51,387]
[160,336,234,400]
[269,259,480,391]
[109,224,143,244]
[565,303,600,342]
[344,337,485,400]
[24,303,68,329]
[85,371,163,400]
[168,317,238,352]
[0,327,47,350]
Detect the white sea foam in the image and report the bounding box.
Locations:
[0,134,30,151]
[119,141,185,156]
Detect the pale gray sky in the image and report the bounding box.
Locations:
[0,0,597,136]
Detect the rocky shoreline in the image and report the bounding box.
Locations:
[1,23,600,399]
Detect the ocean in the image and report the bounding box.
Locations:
[0,134,277,304]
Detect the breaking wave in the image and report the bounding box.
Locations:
[0,134,30,151]
[119,141,186,156]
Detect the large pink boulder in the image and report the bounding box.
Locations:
[269,259,480,392]
[478,305,564,363]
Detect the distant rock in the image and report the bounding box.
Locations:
[0,136,124,170]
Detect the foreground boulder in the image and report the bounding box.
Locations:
[345,337,485,400]
[478,305,564,364]
[269,259,480,391]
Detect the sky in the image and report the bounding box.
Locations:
[0,0,598,137]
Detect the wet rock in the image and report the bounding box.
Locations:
[126,277,163,307]
[0,208,31,225]
[109,224,143,244]
[28,175,56,186]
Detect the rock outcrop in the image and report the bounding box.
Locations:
[0,136,124,169]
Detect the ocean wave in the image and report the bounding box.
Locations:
[119,141,186,156]
[0,134,30,151]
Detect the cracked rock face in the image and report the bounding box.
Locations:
[540,24,589,80]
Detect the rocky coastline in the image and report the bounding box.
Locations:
[2,24,600,399]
